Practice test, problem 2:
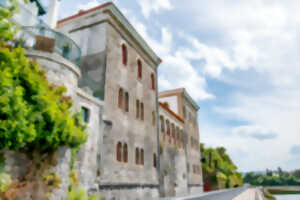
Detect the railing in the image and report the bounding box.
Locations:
[19,25,81,66]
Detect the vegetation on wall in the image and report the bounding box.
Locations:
[68,171,101,200]
[200,143,243,190]
[244,168,300,186]
[0,0,87,154]
[0,1,90,199]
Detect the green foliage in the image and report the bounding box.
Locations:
[243,170,300,186]
[68,171,101,200]
[0,173,11,193]
[292,169,300,179]
[263,188,276,200]
[0,0,19,46]
[0,0,88,154]
[42,172,62,188]
[200,143,243,189]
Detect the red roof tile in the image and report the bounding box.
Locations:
[159,102,184,123]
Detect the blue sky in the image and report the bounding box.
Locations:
[47,0,300,172]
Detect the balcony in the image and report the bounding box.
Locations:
[19,25,81,66]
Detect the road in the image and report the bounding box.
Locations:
[189,187,248,200]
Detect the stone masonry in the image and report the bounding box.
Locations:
[7,1,204,199]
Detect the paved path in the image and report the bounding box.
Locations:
[186,187,248,200]
[161,185,250,200]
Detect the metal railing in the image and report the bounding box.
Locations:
[19,25,81,66]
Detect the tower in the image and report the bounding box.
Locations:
[46,0,61,28]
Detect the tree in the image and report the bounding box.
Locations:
[200,143,243,190]
[0,0,87,154]
[0,1,89,199]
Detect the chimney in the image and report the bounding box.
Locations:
[46,0,61,28]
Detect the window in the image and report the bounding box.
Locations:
[180,130,184,148]
[166,120,170,136]
[152,111,156,126]
[125,92,129,112]
[122,44,127,66]
[137,59,142,79]
[135,148,140,165]
[183,106,186,119]
[160,116,165,132]
[141,149,144,165]
[140,103,144,121]
[150,73,155,90]
[81,106,90,123]
[171,124,175,144]
[136,100,140,119]
[123,143,128,163]
[118,88,123,109]
[176,127,180,146]
[153,153,157,168]
[116,142,122,162]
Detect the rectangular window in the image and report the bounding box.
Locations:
[81,106,90,123]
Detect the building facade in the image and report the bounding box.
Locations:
[7,0,204,199]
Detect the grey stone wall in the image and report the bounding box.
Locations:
[98,20,159,199]
[24,51,104,198]
[181,97,203,193]
[159,107,188,197]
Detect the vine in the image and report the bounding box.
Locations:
[0,0,89,199]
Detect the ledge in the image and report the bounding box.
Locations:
[25,49,81,79]
[76,88,104,107]
[99,183,159,190]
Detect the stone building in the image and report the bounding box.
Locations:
[5,0,204,199]
[159,89,203,196]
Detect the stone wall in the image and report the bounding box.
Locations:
[98,18,159,200]
[181,96,203,192]
[159,106,188,197]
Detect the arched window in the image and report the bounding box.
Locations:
[118,88,123,109]
[116,142,122,162]
[135,147,139,165]
[153,153,157,168]
[180,130,184,148]
[137,59,142,79]
[136,100,140,119]
[123,143,128,163]
[141,102,144,121]
[166,120,170,136]
[160,116,165,132]
[171,124,175,144]
[140,149,144,165]
[176,127,180,146]
[150,73,155,90]
[122,44,127,66]
[152,111,155,126]
[125,92,129,112]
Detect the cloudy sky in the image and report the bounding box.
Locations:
[50,0,300,172]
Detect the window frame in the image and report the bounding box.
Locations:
[122,44,127,66]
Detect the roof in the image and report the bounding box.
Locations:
[159,102,184,123]
[30,0,46,15]
[57,2,162,66]
[159,88,200,111]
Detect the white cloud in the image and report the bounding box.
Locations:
[137,0,173,18]
[77,0,101,11]
[130,18,214,101]
[232,125,278,140]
